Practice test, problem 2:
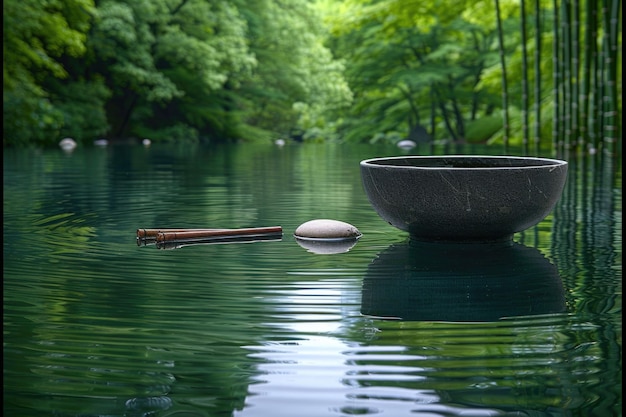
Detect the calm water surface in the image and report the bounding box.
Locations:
[3,142,622,417]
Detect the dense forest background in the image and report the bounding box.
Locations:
[3,0,622,154]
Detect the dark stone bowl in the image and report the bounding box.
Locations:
[360,155,568,242]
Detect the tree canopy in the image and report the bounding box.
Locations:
[3,0,621,151]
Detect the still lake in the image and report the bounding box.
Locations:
[3,141,622,417]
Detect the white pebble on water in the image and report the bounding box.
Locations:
[294,219,361,239]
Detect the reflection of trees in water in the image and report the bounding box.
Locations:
[551,151,620,307]
[550,151,621,416]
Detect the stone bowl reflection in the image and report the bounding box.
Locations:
[360,155,568,242]
[361,240,566,322]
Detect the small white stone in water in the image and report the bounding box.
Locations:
[294,219,361,240]
[59,137,77,151]
[397,139,416,150]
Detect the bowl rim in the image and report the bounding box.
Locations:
[360,154,568,170]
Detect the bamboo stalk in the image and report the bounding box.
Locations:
[552,0,562,153]
[155,226,283,242]
[561,0,573,150]
[590,2,601,150]
[521,0,530,154]
[572,0,580,150]
[494,0,510,151]
[533,0,542,154]
[580,0,594,151]
[609,0,621,156]
[602,0,619,154]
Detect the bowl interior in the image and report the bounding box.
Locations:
[362,155,567,169]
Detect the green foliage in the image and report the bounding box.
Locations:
[465,115,503,143]
[3,83,65,147]
[3,0,350,146]
[235,0,352,141]
[88,0,182,105]
[138,123,200,144]
[326,0,504,143]
[3,0,93,86]
[53,79,112,142]
[3,0,95,147]
[4,0,619,151]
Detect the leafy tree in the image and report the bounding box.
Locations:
[4,0,351,146]
[3,0,95,146]
[82,0,212,141]
[138,0,257,142]
[325,0,503,144]
[234,0,352,142]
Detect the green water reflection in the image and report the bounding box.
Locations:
[3,142,621,417]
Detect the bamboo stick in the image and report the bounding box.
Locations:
[137,228,230,239]
[154,226,283,242]
[156,234,283,250]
